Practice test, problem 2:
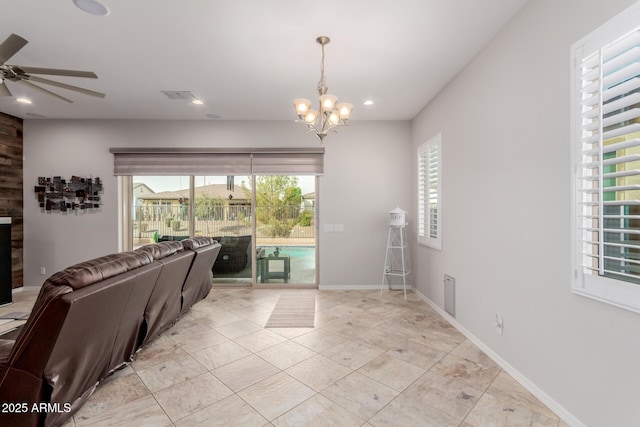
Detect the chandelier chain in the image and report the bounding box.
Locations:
[317,43,326,94]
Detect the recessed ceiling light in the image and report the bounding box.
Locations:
[192,99,204,105]
[73,0,109,16]
[16,97,32,104]
[363,100,374,106]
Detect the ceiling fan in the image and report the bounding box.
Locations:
[0,33,105,103]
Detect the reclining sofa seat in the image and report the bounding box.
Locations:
[0,251,161,427]
[180,236,221,314]
[135,240,194,346]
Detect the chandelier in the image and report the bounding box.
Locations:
[293,36,353,142]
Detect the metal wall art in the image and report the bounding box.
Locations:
[34,175,103,212]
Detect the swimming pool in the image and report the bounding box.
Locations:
[259,246,316,269]
[260,246,314,258]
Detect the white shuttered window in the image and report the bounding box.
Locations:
[418,133,442,250]
[572,0,640,313]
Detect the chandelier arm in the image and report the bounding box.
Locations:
[319,101,332,133]
[295,120,321,135]
[306,124,321,134]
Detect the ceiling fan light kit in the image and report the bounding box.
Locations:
[0,33,105,103]
[293,36,352,142]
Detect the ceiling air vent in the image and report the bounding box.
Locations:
[161,91,197,100]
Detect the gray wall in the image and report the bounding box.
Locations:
[411,0,640,425]
[22,119,411,290]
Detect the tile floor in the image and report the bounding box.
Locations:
[2,288,568,426]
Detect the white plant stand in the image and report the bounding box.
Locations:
[381,224,410,300]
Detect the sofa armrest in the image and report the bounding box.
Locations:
[0,364,46,427]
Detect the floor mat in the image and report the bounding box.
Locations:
[265,291,316,328]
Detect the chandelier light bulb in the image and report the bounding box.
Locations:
[305,110,319,124]
[319,94,337,112]
[328,110,340,125]
[294,98,312,117]
[337,103,353,120]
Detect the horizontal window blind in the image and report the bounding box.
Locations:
[110,147,324,176]
[577,27,640,284]
[251,152,324,175]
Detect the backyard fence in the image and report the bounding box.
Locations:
[133,204,315,241]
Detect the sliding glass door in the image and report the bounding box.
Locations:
[254,175,316,286]
[194,175,253,286]
[129,174,316,287]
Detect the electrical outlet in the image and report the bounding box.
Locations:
[495,315,504,336]
[40,267,46,275]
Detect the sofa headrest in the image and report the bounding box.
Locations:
[181,236,216,250]
[136,241,183,260]
[45,251,153,290]
[212,235,250,248]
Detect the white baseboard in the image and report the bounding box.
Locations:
[318,284,413,291]
[412,288,585,427]
[318,284,382,290]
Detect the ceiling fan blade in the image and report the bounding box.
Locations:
[0,33,28,64]
[17,66,97,78]
[28,75,105,98]
[17,80,73,103]
[0,82,12,97]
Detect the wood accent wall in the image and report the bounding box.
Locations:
[0,113,23,288]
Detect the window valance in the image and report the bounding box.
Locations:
[109,147,324,176]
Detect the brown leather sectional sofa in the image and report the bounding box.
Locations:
[0,236,221,427]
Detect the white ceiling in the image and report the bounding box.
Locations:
[0,0,530,121]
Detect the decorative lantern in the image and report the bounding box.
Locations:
[388,207,407,227]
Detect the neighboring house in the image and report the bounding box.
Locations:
[136,191,184,221]
[133,183,155,199]
[132,183,155,219]
[302,192,315,210]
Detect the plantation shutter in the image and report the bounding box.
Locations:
[110,147,324,176]
[577,27,640,283]
[417,134,442,249]
[428,142,440,240]
[418,150,428,240]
